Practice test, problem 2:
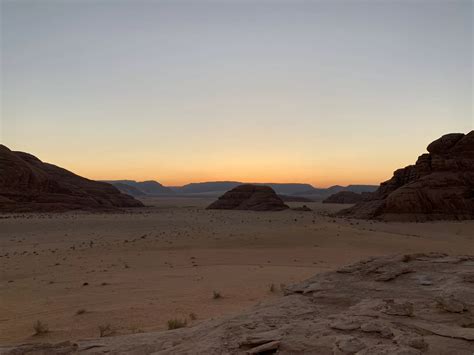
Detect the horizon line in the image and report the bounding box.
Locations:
[99,179,379,189]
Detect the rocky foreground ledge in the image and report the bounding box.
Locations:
[2,253,474,355]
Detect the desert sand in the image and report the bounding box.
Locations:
[1,197,473,347]
[6,253,473,354]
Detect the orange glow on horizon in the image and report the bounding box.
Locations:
[8,142,413,189]
[72,165,392,188]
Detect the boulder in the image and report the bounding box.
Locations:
[207,184,289,211]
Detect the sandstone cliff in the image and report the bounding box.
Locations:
[339,132,474,220]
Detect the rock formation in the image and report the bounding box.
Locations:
[207,184,289,211]
[3,253,474,354]
[340,131,474,220]
[0,145,144,212]
[323,191,368,204]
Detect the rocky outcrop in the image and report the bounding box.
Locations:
[323,191,369,204]
[3,253,474,354]
[207,184,289,211]
[0,145,144,212]
[340,131,474,220]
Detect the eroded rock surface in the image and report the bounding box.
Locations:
[207,184,289,211]
[3,253,473,354]
[0,145,143,212]
[339,131,474,220]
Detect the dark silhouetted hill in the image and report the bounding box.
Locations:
[339,131,474,220]
[207,184,289,211]
[0,145,143,212]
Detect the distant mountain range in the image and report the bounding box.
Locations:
[102,180,175,196]
[104,180,378,200]
[171,181,316,195]
[295,184,380,199]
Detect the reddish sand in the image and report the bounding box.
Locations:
[1,197,473,345]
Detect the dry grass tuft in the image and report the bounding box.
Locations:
[33,320,49,336]
[269,283,276,293]
[167,318,187,330]
[98,323,114,337]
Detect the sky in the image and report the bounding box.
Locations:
[1,0,472,187]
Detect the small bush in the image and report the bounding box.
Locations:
[269,283,276,293]
[33,320,49,336]
[130,326,145,334]
[98,323,114,337]
[213,290,222,299]
[167,318,187,330]
[76,309,86,315]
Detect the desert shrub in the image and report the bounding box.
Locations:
[98,323,114,337]
[167,318,187,330]
[33,320,49,336]
[213,290,222,299]
[76,308,86,315]
[130,326,145,334]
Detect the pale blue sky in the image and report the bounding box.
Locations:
[1,0,472,186]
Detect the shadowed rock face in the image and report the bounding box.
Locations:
[3,253,474,354]
[339,131,474,220]
[0,145,144,212]
[207,184,289,211]
[323,191,368,204]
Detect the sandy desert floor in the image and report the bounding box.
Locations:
[1,197,473,346]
